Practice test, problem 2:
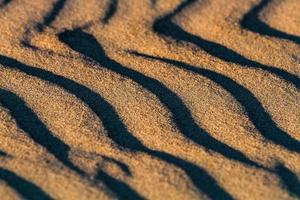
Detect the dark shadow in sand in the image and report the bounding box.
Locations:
[37,0,67,32]
[0,55,144,151]
[102,156,131,176]
[21,0,117,50]
[96,169,145,200]
[0,168,53,200]
[0,150,8,157]
[103,0,118,24]
[22,0,67,49]
[0,54,233,200]
[153,0,300,90]
[0,0,10,8]
[0,55,231,199]
[0,88,84,175]
[241,0,300,45]
[58,28,264,169]
[131,52,300,153]
[0,57,145,198]
[275,164,300,198]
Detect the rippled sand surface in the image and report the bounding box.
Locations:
[0,0,299,199]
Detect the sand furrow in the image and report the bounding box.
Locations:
[0,0,299,199]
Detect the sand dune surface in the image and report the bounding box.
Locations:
[0,0,299,199]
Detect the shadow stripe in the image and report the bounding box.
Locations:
[37,0,67,32]
[0,56,146,199]
[275,164,300,198]
[131,52,300,153]
[58,29,263,169]
[0,51,233,199]
[102,0,118,24]
[0,168,53,200]
[153,0,300,90]
[0,88,85,175]
[241,0,300,45]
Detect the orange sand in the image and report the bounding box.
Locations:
[0,0,299,199]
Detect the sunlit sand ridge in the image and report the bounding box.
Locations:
[0,0,299,199]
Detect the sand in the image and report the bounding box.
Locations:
[0,0,299,199]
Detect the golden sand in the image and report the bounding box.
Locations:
[0,0,299,199]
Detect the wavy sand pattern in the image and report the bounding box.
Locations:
[0,0,299,199]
